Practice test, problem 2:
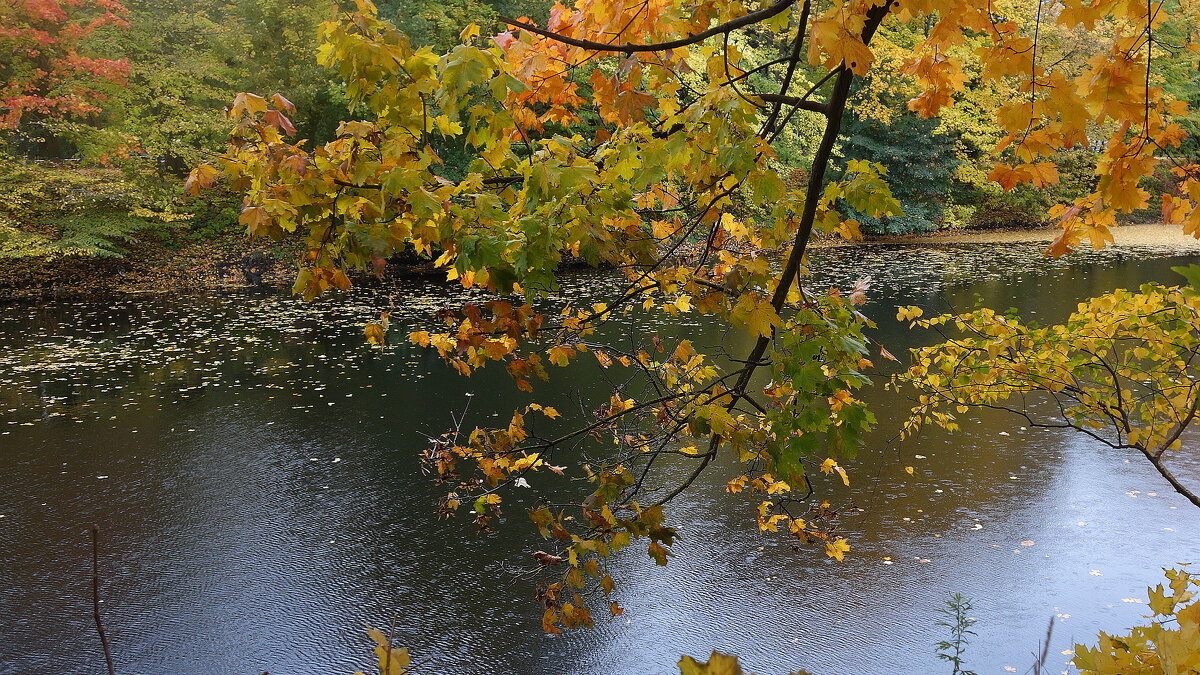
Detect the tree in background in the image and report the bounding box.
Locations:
[1158,0,1200,158]
[192,0,1200,631]
[0,0,129,153]
[69,0,244,166]
[231,0,342,143]
[839,105,961,233]
[73,0,342,166]
[0,0,352,259]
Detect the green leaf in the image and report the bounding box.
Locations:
[1172,264,1200,292]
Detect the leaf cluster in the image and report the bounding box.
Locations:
[1074,567,1200,674]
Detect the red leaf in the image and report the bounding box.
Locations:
[261,109,296,136]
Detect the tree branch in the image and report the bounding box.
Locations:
[753,93,829,115]
[499,0,797,53]
[1141,448,1200,508]
[762,0,813,133]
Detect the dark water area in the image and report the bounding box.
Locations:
[2,242,1199,675]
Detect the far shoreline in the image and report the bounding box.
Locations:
[819,222,1200,250]
[4,222,1200,300]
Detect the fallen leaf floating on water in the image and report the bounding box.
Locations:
[532,551,563,566]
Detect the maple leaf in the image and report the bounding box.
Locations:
[732,294,781,338]
[230,92,267,117]
[678,652,749,675]
[1021,162,1059,188]
[820,458,849,486]
[824,538,851,562]
[183,164,220,196]
[810,16,874,75]
[262,109,297,136]
[988,163,1028,191]
[364,322,387,346]
[237,206,272,236]
[269,93,295,114]
[547,346,575,366]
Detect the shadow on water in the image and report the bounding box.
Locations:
[1,241,1199,674]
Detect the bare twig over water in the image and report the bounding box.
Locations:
[1030,616,1054,675]
[91,524,116,675]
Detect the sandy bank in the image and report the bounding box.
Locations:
[835,222,1200,250]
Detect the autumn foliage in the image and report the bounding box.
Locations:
[191,0,1200,631]
[897,271,1200,508]
[0,0,130,129]
[1074,567,1200,674]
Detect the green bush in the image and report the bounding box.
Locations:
[1046,149,1099,205]
[970,185,1051,230]
[0,158,234,258]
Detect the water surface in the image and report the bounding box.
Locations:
[2,242,1199,674]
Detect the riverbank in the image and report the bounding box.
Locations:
[0,234,302,300]
[4,222,1198,300]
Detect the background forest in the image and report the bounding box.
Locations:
[4,0,1198,270]
[1,0,555,264]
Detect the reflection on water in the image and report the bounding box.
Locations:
[2,242,1200,675]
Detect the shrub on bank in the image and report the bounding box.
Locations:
[969,185,1052,230]
[0,158,240,259]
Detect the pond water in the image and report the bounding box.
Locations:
[2,241,1199,675]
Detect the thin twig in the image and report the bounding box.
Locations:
[91,524,116,675]
[1030,615,1054,675]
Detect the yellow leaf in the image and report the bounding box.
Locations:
[725,475,748,493]
[821,458,850,486]
[364,322,387,346]
[733,294,782,338]
[459,23,480,41]
[548,345,575,366]
[825,538,851,562]
[678,651,748,675]
[183,164,220,195]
